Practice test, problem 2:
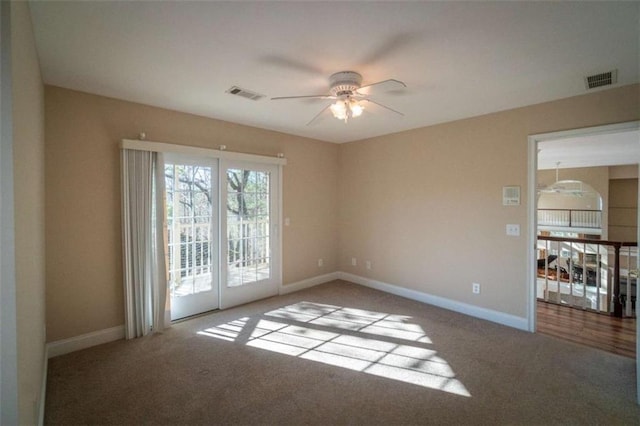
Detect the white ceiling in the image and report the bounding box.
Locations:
[538,129,640,170]
[29,1,639,144]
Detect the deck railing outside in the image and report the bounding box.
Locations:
[537,235,637,318]
[168,221,213,297]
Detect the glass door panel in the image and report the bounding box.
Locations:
[220,162,279,309]
[165,158,219,320]
[226,169,271,286]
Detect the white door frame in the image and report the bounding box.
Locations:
[527,120,640,404]
[0,1,19,423]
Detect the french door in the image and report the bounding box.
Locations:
[220,161,280,309]
[165,156,219,320]
[165,156,280,320]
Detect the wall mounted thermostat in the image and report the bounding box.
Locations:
[502,186,520,206]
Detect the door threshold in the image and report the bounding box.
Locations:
[171,309,220,324]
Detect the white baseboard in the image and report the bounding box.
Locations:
[38,346,48,426]
[338,272,529,331]
[45,272,527,360]
[46,325,125,359]
[279,271,341,295]
[45,273,341,359]
[278,272,340,295]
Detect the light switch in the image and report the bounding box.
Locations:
[284,217,290,226]
[506,224,520,236]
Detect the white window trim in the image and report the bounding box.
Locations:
[121,139,286,166]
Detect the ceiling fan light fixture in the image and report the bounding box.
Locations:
[350,99,364,117]
[330,101,347,120]
[330,98,364,122]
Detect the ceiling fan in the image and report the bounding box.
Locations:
[539,162,593,197]
[540,181,592,197]
[271,71,406,125]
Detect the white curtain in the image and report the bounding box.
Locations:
[121,149,170,339]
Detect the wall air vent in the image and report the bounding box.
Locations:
[226,86,265,101]
[584,70,617,90]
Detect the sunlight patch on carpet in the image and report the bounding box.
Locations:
[197,302,470,397]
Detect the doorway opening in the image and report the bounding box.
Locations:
[528,121,639,363]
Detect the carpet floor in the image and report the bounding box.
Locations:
[45,280,640,425]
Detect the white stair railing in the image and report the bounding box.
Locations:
[537,236,637,318]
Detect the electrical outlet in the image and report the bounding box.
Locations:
[318,258,323,267]
[351,257,357,266]
[472,283,481,294]
[366,260,372,270]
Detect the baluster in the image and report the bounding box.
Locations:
[582,243,600,311]
[544,239,549,301]
[612,244,622,317]
[625,246,631,317]
[594,242,600,312]
[570,242,575,308]
[556,240,561,304]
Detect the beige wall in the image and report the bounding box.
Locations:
[45,86,339,341]
[12,1,46,424]
[537,166,609,207]
[338,84,639,318]
[45,82,639,339]
[610,165,639,180]
[609,178,638,242]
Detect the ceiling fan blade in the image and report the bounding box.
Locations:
[357,79,407,96]
[362,98,404,117]
[271,94,334,101]
[359,33,420,67]
[306,104,332,126]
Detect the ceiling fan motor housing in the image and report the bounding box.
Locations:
[329,71,362,97]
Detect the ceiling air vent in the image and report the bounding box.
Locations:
[226,86,264,101]
[584,69,617,90]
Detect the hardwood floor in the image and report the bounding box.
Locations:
[537,300,636,358]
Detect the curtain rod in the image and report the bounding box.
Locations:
[121,136,287,166]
